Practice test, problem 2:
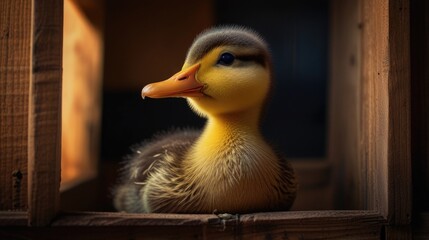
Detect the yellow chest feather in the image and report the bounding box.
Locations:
[183,126,281,211]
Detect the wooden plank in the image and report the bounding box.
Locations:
[52,212,225,226]
[240,211,384,239]
[329,0,362,210]
[0,226,234,240]
[386,0,411,226]
[361,0,389,218]
[27,0,63,226]
[0,212,27,226]
[0,211,385,239]
[51,212,237,239]
[0,0,31,211]
[360,0,411,225]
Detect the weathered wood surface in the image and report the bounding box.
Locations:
[27,0,63,226]
[239,211,384,239]
[385,0,411,226]
[0,211,384,239]
[0,0,31,211]
[361,0,411,225]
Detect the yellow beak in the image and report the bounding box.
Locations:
[141,63,204,99]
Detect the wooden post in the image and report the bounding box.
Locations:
[27,0,63,226]
[361,0,411,226]
[0,0,32,212]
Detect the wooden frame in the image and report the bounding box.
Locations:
[0,0,62,226]
[0,0,31,213]
[330,1,411,226]
[27,0,63,226]
[60,0,103,192]
[0,0,416,238]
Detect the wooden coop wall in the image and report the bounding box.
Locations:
[0,0,31,212]
[0,0,63,226]
[1,0,428,239]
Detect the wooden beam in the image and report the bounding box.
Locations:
[239,211,384,239]
[0,212,28,226]
[386,0,411,226]
[0,211,385,239]
[0,0,31,212]
[27,0,63,226]
[361,0,411,225]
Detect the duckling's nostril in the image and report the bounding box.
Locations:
[178,76,187,81]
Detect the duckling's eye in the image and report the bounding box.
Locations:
[217,52,235,66]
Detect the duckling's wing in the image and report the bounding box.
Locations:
[113,128,201,212]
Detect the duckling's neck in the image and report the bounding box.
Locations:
[206,109,261,137]
[189,107,270,163]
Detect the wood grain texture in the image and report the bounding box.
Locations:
[329,0,362,210]
[386,0,411,226]
[51,211,220,226]
[361,0,411,225]
[0,0,31,211]
[27,0,63,226]
[0,211,384,240]
[239,211,384,239]
[361,0,389,218]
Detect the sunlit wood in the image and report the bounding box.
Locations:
[61,0,103,190]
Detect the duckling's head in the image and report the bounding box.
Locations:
[142,25,273,118]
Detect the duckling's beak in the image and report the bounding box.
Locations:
[142,63,204,99]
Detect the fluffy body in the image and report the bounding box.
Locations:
[114,128,296,213]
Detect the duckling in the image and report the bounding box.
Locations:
[113,25,297,214]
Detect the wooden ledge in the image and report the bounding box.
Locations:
[1,211,386,239]
[51,210,384,227]
[0,211,27,226]
[52,211,219,227]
